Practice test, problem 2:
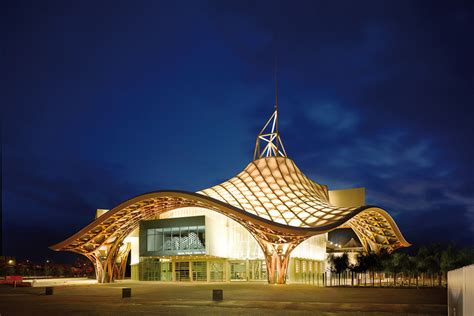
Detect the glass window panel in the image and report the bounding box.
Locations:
[147,233,155,251]
[164,228,172,250]
[230,262,246,280]
[171,227,180,250]
[145,222,205,255]
[184,226,190,250]
[210,261,224,282]
[187,226,195,249]
[197,226,205,247]
[192,261,207,281]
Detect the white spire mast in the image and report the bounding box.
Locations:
[253,62,287,160]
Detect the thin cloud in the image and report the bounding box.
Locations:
[304,103,359,132]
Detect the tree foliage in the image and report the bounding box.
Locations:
[329,243,473,287]
[328,253,349,274]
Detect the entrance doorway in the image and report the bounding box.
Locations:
[192,261,207,281]
[230,261,247,281]
[175,262,190,281]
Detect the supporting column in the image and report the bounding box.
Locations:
[172,260,176,282]
[246,260,250,281]
[85,241,123,283]
[85,253,104,283]
[257,239,298,284]
[224,260,230,282]
[189,261,193,282]
[114,243,131,280]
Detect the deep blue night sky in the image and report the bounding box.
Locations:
[3,1,473,261]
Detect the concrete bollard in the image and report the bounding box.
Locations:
[45,287,53,295]
[212,289,223,301]
[122,288,132,298]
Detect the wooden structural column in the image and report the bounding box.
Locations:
[85,241,130,283]
[115,243,131,280]
[50,191,410,284]
[261,242,295,284]
[253,232,307,284]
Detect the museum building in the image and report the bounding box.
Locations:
[51,104,410,284]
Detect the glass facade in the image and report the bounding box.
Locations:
[192,261,207,281]
[230,261,247,280]
[175,261,190,281]
[249,260,267,281]
[146,226,205,255]
[132,212,326,283]
[135,258,173,281]
[290,258,325,285]
[140,216,206,257]
[209,261,224,282]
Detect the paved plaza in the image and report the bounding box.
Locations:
[0,281,447,315]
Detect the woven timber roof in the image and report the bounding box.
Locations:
[51,156,410,254]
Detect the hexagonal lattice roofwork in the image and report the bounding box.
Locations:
[199,157,356,227]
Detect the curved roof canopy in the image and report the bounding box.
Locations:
[51,108,410,257]
[200,157,352,227]
[51,155,409,254]
[199,156,409,252]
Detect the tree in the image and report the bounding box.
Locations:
[17,264,29,276]
[456,247,474,268]
[54,265,65,277]
[355,252,371,286]
[416,246,429,287]
[441,245,458,272]
[406,256,418,287]
[363,252,378,286]
[328,253,349,286]
[348,262,357,286]
[440,245,474,287]
[383,252,406,286]
[375,249,391,287]
[425,244,442,287]
[44,263,52,277]
[396,253,411,286]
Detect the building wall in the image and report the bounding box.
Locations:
[159,206,264,259]
[292,234,327,261]
[448,264,474,315]
[328,187,365,208]
[124,228,139,265]
[288,258,325,285]
[129,206,328,282]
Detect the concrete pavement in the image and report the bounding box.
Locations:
[0,281,447,315]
